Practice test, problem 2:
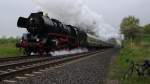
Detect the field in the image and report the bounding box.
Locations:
[0,38,22,58]
[109,35,150,84]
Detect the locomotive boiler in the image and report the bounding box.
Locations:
[16,11,113,55]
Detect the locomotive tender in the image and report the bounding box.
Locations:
[16,11,113,55]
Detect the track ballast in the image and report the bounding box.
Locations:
[0,50,100,82]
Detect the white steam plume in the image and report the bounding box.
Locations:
[32,0,121,41]
[50,48,88,56]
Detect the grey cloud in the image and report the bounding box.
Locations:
[82,0,150,27]
[0,0,150,37]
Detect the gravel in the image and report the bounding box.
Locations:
[2,49,118,84]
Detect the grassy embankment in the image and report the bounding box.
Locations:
[0,38,22,58]
[109,35,150,84]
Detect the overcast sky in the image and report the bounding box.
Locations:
[0,0,150,37]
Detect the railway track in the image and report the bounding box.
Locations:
[0,50,100,82]
[0,52,86,66]
[0,55,43,63]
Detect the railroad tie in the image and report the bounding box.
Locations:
[2,80,17,84]
[26,65,32,67]
[45,68,50,70]
[39,69,47,72]
[33,71,42,75]
[24,74,35,77]
[7,69,17,72]
[0,70,8,73]
[15,67,23,70]
[16,76,28,80]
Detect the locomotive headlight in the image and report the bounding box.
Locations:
[36,38,40,42]
[29,18,37,27]
[30,18,34,23]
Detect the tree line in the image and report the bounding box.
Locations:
[120,16,150,40]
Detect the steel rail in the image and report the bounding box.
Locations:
[0,51,99,81]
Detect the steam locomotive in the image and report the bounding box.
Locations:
[16,11,113,55]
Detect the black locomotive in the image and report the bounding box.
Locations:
[16,11,113,55]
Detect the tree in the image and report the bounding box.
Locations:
[120,16,140,39]
[143,24,150,34]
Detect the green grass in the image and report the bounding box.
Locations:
[109,35,150,84]
[0,38,22,58]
